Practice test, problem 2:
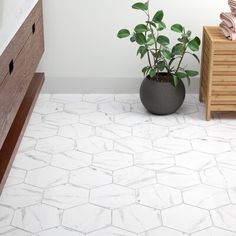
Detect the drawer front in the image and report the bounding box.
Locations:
[0,0,42,84]
[0,16,44,148]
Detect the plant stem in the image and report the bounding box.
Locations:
[176,45,187,73]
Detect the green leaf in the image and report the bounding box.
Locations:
[142,66,150,75]
[162,48,172,59]
[178,36,189,44]
[134,24,149,33]
[149,68,157,78]
[130,35,136,42]
[132,2,148,11]
[188,37,201,51]
[157,35,170,46]
[156,61,165,71]
[135,33,146,45]
[191,53,200,63]
[185,70,199,77]
[146,34,155,46]
[117,29,130,38]
[186,30,192,37]
[172,75,179,87]
[171,24,183,33]
[157,21,166,31]
[176,71,187,79]
[146,21,157,28]
[172,43,185,55]
[152,10,164,23]
[137,46,148,58]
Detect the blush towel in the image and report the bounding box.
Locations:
[229,0,236,15]
[220,12,236,31]
[220,21,236,40]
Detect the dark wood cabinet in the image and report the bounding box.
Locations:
[0,0,45,192]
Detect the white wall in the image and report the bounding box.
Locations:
[38,0,228,93]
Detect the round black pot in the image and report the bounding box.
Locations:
[140,75,186,115]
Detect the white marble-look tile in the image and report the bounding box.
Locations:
[36,136,74,154]
[206,124,236,140]
[151,114,185,127]
[65,102,97,114]
[12,204,60,233]
[154,137,192,155]
[90,184,135,209]
[59,123,94,139]
[114,137,152,154]
[18,137,36,153]
[135,151,174,171]
[229,187,236,203]
[115,113,150,126]
[192,227,236,236]
[0,206,14,227]
[183,184,230,210]
[38,227,84,236]
[13,151,49,170]
[133,123,169,140]
[62,204,111,233]
[0,183,43,209]
[139,227,187,236]
[162,204,212,233]
[113,204,161,233]
[131,103,148,114]
[34,101,63,115]
[43,184,89,209]
[216,151,236,170]
[0,226,34,236]
[28,112,42,125]
[24,123,58,139]
[185,112,219,127]
[115,94,140,104]
[44,112,79,127]
[51,150,92,170]
[76,136,113,154]
[87,226,136,236]
[192,137,231,154]
[4,168,26,187]
[51,94,83,104]
[98,102,130,114]
[211,205,236,232]
[200,167,236,189]
[114,166,156,189]
[83,94,114,104]
[25,166,68,188]
[37,94,51,102]
[137,184,182,209]
[70,167,112,189]
[80,112,113,126]
[169,124,207,139]
[93,151,133,171]
[176,103,198,115]
[157,167,200,189]
[230,139,236,151]
[96,123,131,140]
[175,151,216,171]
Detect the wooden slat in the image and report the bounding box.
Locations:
[212,85,236,92]
[211,104,236,111]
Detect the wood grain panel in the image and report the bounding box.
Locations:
[0,16,44,149]
[0,0,42,85]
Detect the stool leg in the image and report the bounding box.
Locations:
[206,109,211,121]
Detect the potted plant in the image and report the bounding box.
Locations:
[117,1,201,115]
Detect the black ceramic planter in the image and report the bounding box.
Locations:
[140,75,186,115]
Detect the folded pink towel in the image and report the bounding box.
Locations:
[229,0,236,7]
[220,12,236,31]
[220,21,236,40]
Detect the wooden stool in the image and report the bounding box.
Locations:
[200,26,236,120]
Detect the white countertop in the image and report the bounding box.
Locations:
[0,0,38,56]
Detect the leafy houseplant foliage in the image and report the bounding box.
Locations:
[117,1,201,87]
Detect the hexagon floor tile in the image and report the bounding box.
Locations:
[2,94,236,235]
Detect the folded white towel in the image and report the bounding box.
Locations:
[220,21,236,40]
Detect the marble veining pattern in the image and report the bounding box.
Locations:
[1,94,236,235]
